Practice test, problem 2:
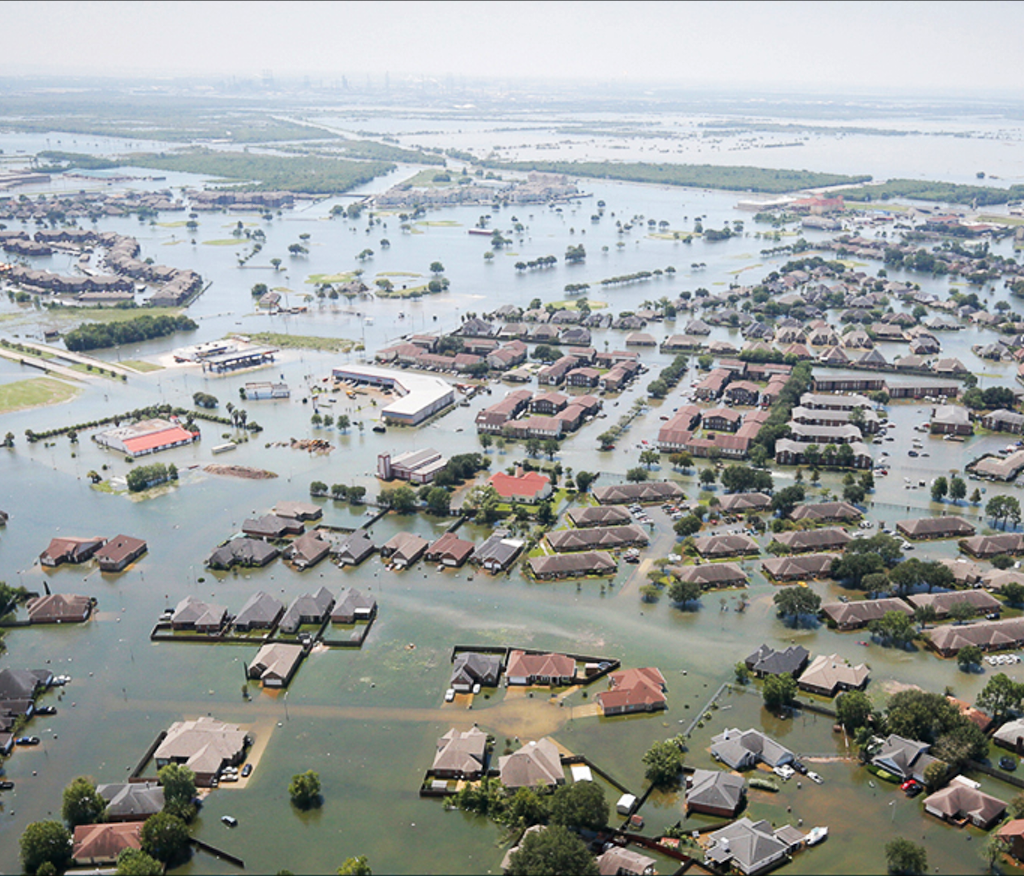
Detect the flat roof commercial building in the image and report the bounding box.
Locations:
[331,364,455,426]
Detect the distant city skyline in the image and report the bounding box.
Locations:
[2,0,1023,96]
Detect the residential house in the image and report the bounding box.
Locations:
[248,642,304,687]
[98,782,164,822]
[39,536,105,567]
[425,532,475,567]
[789,502,862,524]
[473,532,525,573]
[940,558,985,588]
[333,529,376,566]
[94,534,147,572]
[596,667,667,716]
[744,644,809,679]
[872,734,942,783]
[673,562,748,590]
[567,366,601,387]
[506,650,576,686]
[703,407,744,433]
[450,652,503,692]
[272,501,322,521]
[822,598,913,630]
[72,823,142,866]
[960,533,1024,559]
[981,409,1024,433]
[997,820,1024,862]
[528,551,617,579]
[704,818,794,876]
[924,778,1006,829]
[931,405,973,436]
[207,537,279,570]
[711,728,794,770]
[907,590,1000,620]
[331,588,377,624]
[498,737,564,789]
[593,482,685,505]
[278,587,335,634]
[761,552,838,582]
[489,469,552,503]
[694,368,731,401]
[596,847,656,876]
[694,533,760,559]
[171,596,227,632]
[719,492,772,514]
[797,654,869,697]
[432,727,488,779]
[153,716,248,786]
[26,594,92,624]
[232,591,284,633]
[896,516,976,540]
[284,530,331,570]
[381,532,429,568]
[686,769,746,818]
[995,719,1024,753]
[530,392,569,415]
[928,617,1024,657]
[774,527,852,553]
[546,524,648,553]
[568,505,633,528]
[242,514,305,540]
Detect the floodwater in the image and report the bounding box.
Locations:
[2,109,1024,874]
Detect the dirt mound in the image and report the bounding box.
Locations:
[204,464,278,479]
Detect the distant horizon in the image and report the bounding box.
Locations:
[2,0,1023,96]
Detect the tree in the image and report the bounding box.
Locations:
[773,586,821,623]
[885,838,927,875]
[310,480,328,497]
[506,825,599,876]
[987,494,1022,529]
[642,740,684,789]
[116,848,164,876]
[868,610,916,648]
[930,476,948,503]
[289,770,322,809]
[626,467,649,483]
[668,578,702,607]
[699,467,716,487]
[948,601,976,624]
[430,261,445,275]
[957,644,983,671]
[639,449,660,470]
[977,672,1024,722]
[379,485,416,514]
[158,764,197,822]
[543,439,560,460]
[337,414,351,433]
[575,471,597,493]
[1003,581,1024,607]
[949,476,967,503]
[62,776,105,828]
[549,781,608,832]
[597,430,617,450]
[506,787,550,828]
[913,604,938,628]
[970,487,983,505]
[673,514,703,538]
[979,834,1004,875]
[762,673,798,712]
[20,821,72,875]
[525,437,542,458]
[338,857,372,876]
[831,553,886,588]
[770,485,805,517]
[835,689,872,732]
[139,812,191,865]
[424,487,451,518]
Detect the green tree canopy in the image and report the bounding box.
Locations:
[506,825,599,876]
[116,848,164,876]
[158,763,197,822]
[337,856,372,876]
[977,672,1024,722]
[289,770,322,809]
[668,578,702,608]
[62,776,105,828]
[772,586,821,623]
[885,837,928,875]
[549,781,608,832]
[836,689,873,732]
[20,821,72,875]
[642,740,684,789]
[762,673,798,712]
[139,812,191,865]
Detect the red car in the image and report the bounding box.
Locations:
[901,779,923,797]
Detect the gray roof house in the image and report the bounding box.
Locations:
[97,782,164,822]
[207,537,279,570]
[472,531,525,573]
[711,728,794,770]
[450,652,503,691]
[744,644,809,679]
[704,818,794,876]
[279,587,335,634]
[331,588,377,624]
[498,737,564,789]
[686,768,746,817]
[872,734,942,783]
[232,591,284,632]
[333,529,376,566]
[431,727,488,779]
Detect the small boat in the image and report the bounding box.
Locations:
[806,826,828,846]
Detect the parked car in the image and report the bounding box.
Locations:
[444,689,455,703]
[35,706,56,716]
[241,764,252,778]
[807,771,824,785]
[773,764,795,780]
[0,781,14,791]
[15,737,39,746]
[901,778,922,793]
[791,761,808,775]
[221,815,238,827]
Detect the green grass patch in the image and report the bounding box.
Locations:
[0,377,79,413]
[306,272,357,285]
[69,362,118,380]
[248,332,357,353]
[978,214,1024,227]
[648,231,694,241]
[377,271,424,278]
[45,307,182,325]
[415,219,463,227]
[548,299,608,311]
[728,264,763,275]
[844,202,912,213]
[404,169,474,189]
[121,360,164,373]
[203,239,243,246]
[156,220,191,228]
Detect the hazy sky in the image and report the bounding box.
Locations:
[4,0,1023,93]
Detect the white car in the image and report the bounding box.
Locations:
[807,771,823,785]
[773,764,795,780]
[444,689,455,702]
